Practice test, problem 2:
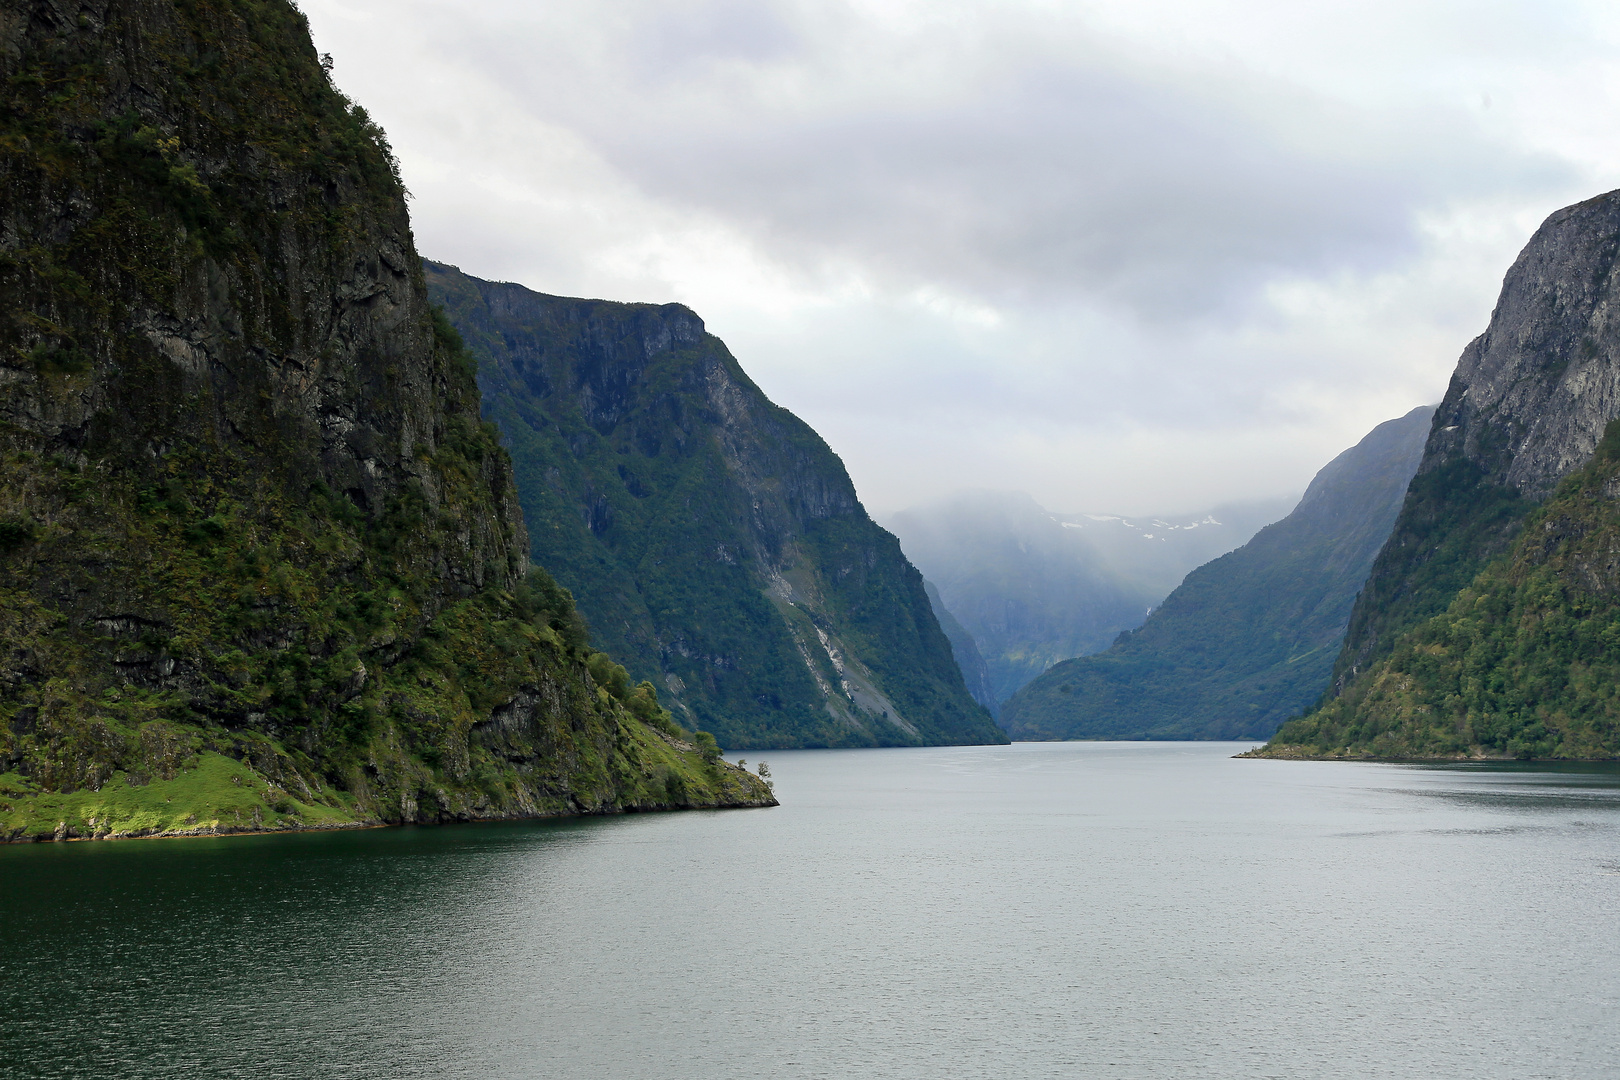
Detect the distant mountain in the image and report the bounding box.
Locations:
[1261,189,1620,760]
[426,263,1004,751]
[1002,407,1433,740]
[881,492,1292,701]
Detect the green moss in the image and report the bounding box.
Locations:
[0,751,361,842]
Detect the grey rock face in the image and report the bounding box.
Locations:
[1427,190,1620,499]
[1331,188,1620,695]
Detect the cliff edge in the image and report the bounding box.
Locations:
[1258,190,1620,759]
[0,0,772,840]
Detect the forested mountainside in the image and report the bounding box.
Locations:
[0,0,770,841]
[1002,407,1431,740]
[1260,189,1620,759]
[425,263,1004,750]
[882,491,1289,702]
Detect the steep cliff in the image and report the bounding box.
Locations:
[0,0,771,840]
[426,262,1004,750]
[1000,407,1431,740]
[1329,193,1620,693]
[1260,189,1620,759]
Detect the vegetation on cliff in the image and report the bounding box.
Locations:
[1256,190,1620,760]
[1260,420,1620,760]
[1001,407,1431,740]
[0,0,771,839]
[1324,458,1533,697]
[425,262,1004,750]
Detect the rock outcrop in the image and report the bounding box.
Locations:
[1331,193,1620,692]
[0,0,771,840]
[426,262,1005,750]
[1259,189,1620,759]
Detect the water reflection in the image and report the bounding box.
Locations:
[2,744,1617,1080]
[1364,759,1620,814]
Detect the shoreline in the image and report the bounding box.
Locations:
[1237,747,1620,763]
[1,793,780,845]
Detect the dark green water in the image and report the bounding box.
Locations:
[2,742,1617,1078]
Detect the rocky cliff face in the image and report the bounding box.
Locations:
[1000,407,1432,740]
[1332,192,1620,691]
[1260,189,1620,759]
[426,262,1005,750]
[0,0,770,840]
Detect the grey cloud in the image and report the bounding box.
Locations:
[300,0,1610,515]
[626,1,802,73]
[440,1,1573,319]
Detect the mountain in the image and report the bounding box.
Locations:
[881,491,1292,701]
[0,0,770,841]
[1260,189,1620,759]
[1001,406,1433,740]
[923,579,999,717]
[424,263,1005,751]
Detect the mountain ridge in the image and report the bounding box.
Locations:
[1001,406,1432,740]
[425,261,1005,751]
[1259,188,1620,760]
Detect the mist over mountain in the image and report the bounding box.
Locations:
[922,580,1000,717]
[882,492,1293,702]
[1003,406,1433,740]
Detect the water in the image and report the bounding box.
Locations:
[2,742,1617,1079]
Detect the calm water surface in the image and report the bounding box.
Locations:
[2,742,1617,1078]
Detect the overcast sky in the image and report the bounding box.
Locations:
[302,0,1620,516]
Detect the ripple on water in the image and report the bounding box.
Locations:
[1,742,1617,1079]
